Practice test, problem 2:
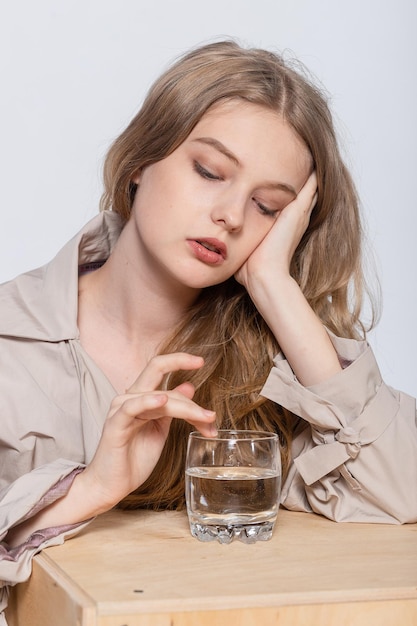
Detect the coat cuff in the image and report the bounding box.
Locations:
[292,383,400,484]
[260,335,401,484]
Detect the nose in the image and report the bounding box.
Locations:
[211,196,245,233]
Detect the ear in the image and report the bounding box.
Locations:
[132,169,142,185]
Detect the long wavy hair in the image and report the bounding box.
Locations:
[100,40,376,510]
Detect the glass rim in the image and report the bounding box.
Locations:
[188,429,279,442]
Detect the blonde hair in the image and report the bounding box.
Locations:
[100,40,376,510]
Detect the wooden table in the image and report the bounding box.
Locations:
[7,509,417,626]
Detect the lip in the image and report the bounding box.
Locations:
[187,238,228,265]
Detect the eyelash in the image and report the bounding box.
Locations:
[193,160,278,218]
[255,202,278,218]
[193,160,222,181]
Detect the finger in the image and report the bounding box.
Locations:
[305,171,318,214]
[281,171,317,225]
[173,381,196,399]
[107,382,196,421]
[310,192,318,212]
[110,392,217,437]
[128,353,204,394]
[305,170,318,193]
[295,171,317,210]
[107,392,169,424]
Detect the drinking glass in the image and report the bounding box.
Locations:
[185,429,281,544]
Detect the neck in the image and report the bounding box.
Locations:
[78,227,200,352]
[77,217,203,393]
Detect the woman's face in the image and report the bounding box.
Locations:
[129,100,311,294]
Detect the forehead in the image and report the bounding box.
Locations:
[185,99,312,184]
[192,99,281,130]
[189,99,310,153]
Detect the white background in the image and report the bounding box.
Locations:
[0,0,416,396]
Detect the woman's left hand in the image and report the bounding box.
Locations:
[235,171,317,295]
[234,170,341,387]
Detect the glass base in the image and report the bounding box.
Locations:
[189,520,274,544]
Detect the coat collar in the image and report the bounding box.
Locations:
[0,211,124,341]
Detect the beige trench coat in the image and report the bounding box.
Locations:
[1,211,416,620]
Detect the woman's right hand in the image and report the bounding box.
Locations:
[80,352,217,513]
[6,353,216,547]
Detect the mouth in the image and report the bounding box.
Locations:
[187,238,227,265]
[195,239,227,258]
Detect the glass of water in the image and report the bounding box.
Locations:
[185,429,281,544]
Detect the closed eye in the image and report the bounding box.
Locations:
[254,199,279,218]
[193,160,223,181]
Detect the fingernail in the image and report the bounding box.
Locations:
[203,410,216,418]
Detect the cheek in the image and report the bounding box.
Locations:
[132,175,170,222]
[238,222,274,262]
[250,217,276,247]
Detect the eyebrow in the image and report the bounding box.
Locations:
[192,136,296,195]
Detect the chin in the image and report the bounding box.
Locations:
[172,265,234,291]
[186,275,232,289]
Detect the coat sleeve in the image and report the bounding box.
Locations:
[0,460,91,619]
[260,332,417,524]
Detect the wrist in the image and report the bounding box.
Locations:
[73,467,120,516]
[246,271,295,313]
[7,470,117,548]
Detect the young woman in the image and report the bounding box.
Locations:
[1,40,416,617]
